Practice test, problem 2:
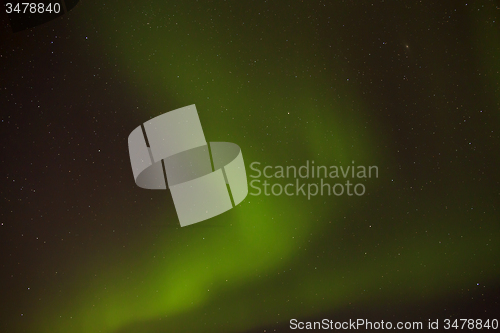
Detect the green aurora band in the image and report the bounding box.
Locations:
[27,1,500,332]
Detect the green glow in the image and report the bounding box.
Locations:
[26,2,500,332]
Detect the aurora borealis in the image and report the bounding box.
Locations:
[1,1,499,332]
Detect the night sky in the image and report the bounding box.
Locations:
[1,1,499,332]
